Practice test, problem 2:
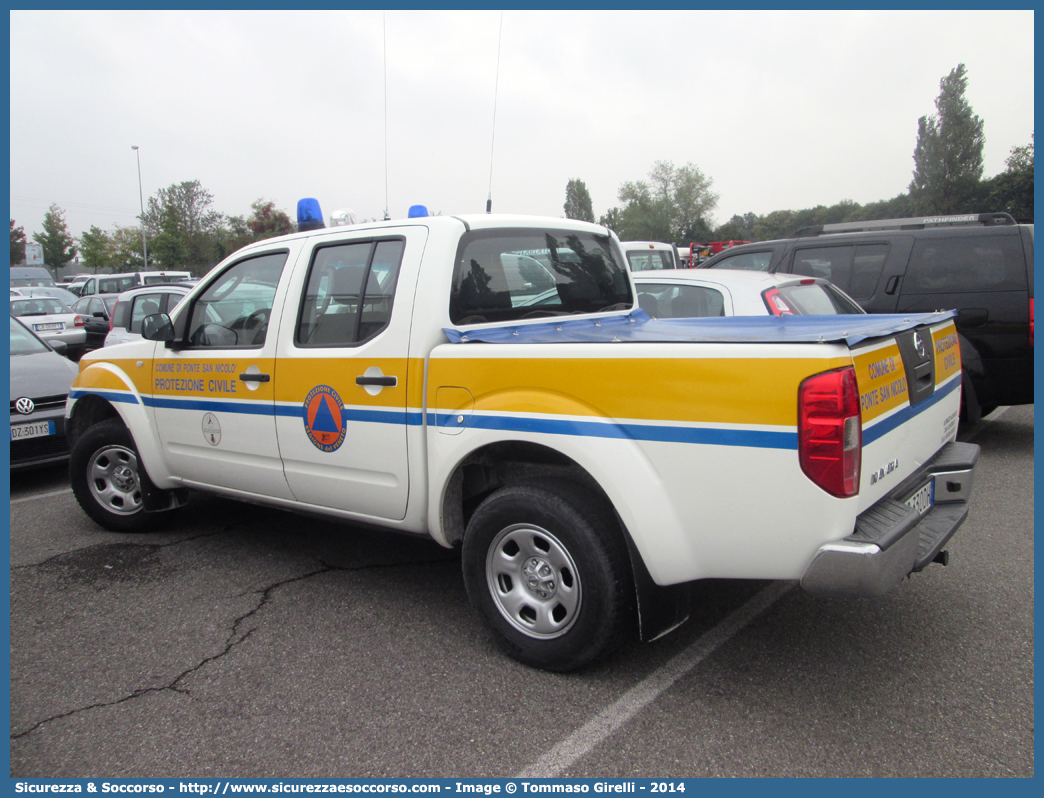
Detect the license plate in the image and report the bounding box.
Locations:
[10,420,55,440]
[905,479,935,517]
[34,323,62,331]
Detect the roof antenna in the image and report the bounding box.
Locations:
[486,11,504,214]
[382,11,390,221]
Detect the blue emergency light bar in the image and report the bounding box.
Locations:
[408,205,429,218]
[297,198,325,232]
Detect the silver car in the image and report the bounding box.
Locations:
[10,295,88,358]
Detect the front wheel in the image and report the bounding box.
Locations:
[70,419,162,533]
[462,482,634,672]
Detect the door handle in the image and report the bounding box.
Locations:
[356,375,397,387]
[240,373,271,383]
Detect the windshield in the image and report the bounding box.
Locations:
[450,229,631,324]
[10,316,51,355]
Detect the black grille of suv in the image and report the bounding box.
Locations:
[10,394,68,414]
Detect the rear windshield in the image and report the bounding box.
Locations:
[11,297,69,315]
[626,250,676,271]
[450,229,631,324]
[772,283,864,315]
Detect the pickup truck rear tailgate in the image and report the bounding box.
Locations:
[852,317,963,513]
[800,316,979,596]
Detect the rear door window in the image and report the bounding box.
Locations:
[789,244,887,301]
[903,235,1027,294]
[296,238,405,347]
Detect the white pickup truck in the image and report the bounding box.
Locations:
[66,213,979,671]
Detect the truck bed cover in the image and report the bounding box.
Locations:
[444,309,957,347]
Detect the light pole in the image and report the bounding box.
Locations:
[131,146,148,269]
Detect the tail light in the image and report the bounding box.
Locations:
[1029,298,1034,346]
[73,315,86,327]
[763,287,795,316]
[799,366,861,497]
[109,301,118,330]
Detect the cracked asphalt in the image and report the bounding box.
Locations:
[8,406,1034,777]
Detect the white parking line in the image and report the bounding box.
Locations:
[11,487,73,505]
[961,406,1011,443]
[517,580,794,777]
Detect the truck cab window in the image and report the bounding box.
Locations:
[450,229,630,324]
[185,252,287,348]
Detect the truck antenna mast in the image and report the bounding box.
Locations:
[383,11,390,221]
[486,11,504,214]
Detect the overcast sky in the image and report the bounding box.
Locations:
[9,9,1035,242]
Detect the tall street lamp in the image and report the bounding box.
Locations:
[131,145,148,269]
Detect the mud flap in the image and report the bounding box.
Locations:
[619,518,692,642]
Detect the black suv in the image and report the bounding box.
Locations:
[699,213,1034,421]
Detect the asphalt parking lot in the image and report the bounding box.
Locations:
[8,406,1034,778]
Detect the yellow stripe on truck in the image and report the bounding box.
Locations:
[429,356,849,427]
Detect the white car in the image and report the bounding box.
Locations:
[104,283,195,347]
[10,295,88,358]
[631,269,866,318]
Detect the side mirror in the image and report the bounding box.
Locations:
[142,313,175,342]
[93,311,107,319]
[48,340,69,357]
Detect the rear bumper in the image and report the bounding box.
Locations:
[801,442,980,597]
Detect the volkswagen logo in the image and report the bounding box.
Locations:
[15,397,35,415]
[913,332,926,358]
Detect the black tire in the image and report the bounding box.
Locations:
[462,481,634,672]
[70,419,164,533]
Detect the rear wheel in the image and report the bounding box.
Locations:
[462,482,634,672]
[70,420,163,533]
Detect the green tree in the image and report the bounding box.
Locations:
[33,203,77,269]
[612,161,718,243]
[143,180,224,270]
[79,225,115,273]
[10,219,26,265]
[909,63,985,215]
[247,198,295,240]
[984,135,1034,221]
[110,226,146,271]
[214,215,255,262]
[563,179,595,222]
[597,207,623,234]
[151,203,191,270]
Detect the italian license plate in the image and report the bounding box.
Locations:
[10,420,55,440]
[34,322,62,331]
[905,479,935,517]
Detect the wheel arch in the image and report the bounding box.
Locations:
[438,438,693,643]
[68,361,175,486]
